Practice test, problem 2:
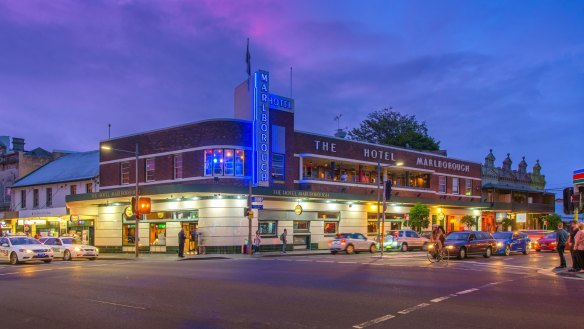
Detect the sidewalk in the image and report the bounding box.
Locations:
[98,249,332,261]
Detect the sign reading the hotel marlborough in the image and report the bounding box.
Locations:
[254,70,270,187]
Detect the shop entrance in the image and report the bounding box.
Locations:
[68,220,95,245]
[182,222,198,254]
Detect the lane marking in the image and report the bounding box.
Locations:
[294,259,313,262]
[430,296,451,303]
[315,261,334,263]
[397,303,430,315]
[456,288,479,295]
[86,298,147,310]
[352,314,395,328]
[338,261,357,264]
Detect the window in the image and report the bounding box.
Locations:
[272,153,285,181]
[174,154,183,179]
[452,178,459,194]
[70,185,77,195]
[20,190,26,208]
[121,161,130,185]
[293,221,310,232]
[258,221,277,236]
[204,148,245,177]
[33,189,39,208]
[85,183,92,193]
[438,176,446,193]
[406,231,419,238]
[367,221,378,234]
[145,158,155,182]
[123,224,136,246]
[324,222,338,235]
[150,223,166,246]
[46,188,52,207]
[3,186,11,203]
[465,179,472,196]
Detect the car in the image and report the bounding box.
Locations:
[534,232,557,252]
[330,233,377,254]
[0,236,54,265]
[443,231,497,259]
[519,230,552,249]
[384,229,429,252]
[40,237,99,260]
[492,232,530,256]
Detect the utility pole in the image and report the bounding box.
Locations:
[247,178,253,255]
[134,143,140,258]
[377,160,381,257]
[381,167,388,257]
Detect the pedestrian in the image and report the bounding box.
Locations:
[190,226,197,254]
[554,222,569,269]
[574,223,584,273]
[178,228,186,258]
[568,221,581,272]
[280,228,287,253]
[253,231,261,254]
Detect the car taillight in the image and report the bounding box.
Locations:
[341,239,346,245]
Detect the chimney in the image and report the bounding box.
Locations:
[12,137,25,152]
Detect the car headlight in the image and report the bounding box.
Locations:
[497,242,502,247]
[74,247,82,252]
[428,244,434,249]
[25,249,33,254]
[95,248,99,252]
[447,245,454,250]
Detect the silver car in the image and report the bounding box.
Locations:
[330,233,377,254]
[384,229,429,252]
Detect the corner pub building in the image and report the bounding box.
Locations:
[66,70,487,253]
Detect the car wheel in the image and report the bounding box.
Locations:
[484,247,492,258]
[63,250,72,261]
[330,251,337,255]
[346,244,355,255]
[43,260,52,263]
[458,247,466,259]
[401,243,408,252]
[9,252,20,265]
[369,244,377,253]
[504,245,511,256]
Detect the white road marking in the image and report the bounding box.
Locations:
[86,298,147,310]
[430,296,451,303]
[0,272,19,276]
[315,260,334,263]
[352,314,395,328]
[294,259,313,262]
[338,261,357,264]
[456,288,479,295]
[397,303,430,314]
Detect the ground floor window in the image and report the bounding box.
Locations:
[293,220,310,233]
[367,221,378,235]
[123,224,136,245]
[324,221,338,235]
[258,221,277,236]
[150,223,166,246]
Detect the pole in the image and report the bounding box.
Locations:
[135,143,139,258]
[381,167,388,257]
[247,178,253,255]
[377,160,381,257]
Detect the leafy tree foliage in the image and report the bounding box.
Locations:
[409,203,430,232]
[349,109,440,151]
[460,215,478,230]
[543,214,563,230]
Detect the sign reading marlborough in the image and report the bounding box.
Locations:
[254,70,270,187]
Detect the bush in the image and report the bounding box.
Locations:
[409,203,430,232]
[543,214,563,230]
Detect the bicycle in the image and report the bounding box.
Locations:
[427,241,449,264]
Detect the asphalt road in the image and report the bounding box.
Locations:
[1,251,582,329]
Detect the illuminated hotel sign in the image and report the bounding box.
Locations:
[253,70,270,187]
[416,157,470,173]
[269,94,294,111]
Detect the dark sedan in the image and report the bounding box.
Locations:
[444,231,497,259]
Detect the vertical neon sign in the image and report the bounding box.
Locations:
[253,70,270,186]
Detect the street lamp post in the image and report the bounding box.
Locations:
[101,143,140,258]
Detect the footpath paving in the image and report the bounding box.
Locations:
[98,249,333,261]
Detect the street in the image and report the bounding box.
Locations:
[1,251,581,329]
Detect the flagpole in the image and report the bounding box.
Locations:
[246,37,251,91]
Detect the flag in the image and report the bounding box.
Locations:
[246,38,251,77]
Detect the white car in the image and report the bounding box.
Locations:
[0,236,54,265]
[330,233,377,254]
[384,229,429,252]
[40,237,99,261]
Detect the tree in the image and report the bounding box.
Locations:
[543,214,563,230]
[409,203,430,232]
[460,215,478,230]
[501,217,515,231]
[348,109,440,151]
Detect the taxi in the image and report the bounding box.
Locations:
[39,236,99,261]
[0,235,54,265]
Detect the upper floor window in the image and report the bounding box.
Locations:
[121,161,130,185]
[70,185,77,195]
[145,158,155,182]
[204,149,245,177]
[272,153,285,181]
[20,190,26,208]
[174,154,183,179]
[452,178,459,194]
[465,179,472,196]
[46,188,52,207]
[438,176,446,193]
[33,189,39,208]
[86,183,93,193]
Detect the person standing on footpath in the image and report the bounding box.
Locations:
[190,226,197,254]
[568,221,580,272]
[573,223,584,273]
[555,222,569,269]
[253,231,261,254]
[178,228,186,258]
[280,228,288,253]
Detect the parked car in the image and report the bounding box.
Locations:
[0,236,54,265]
[534,232,557,252]
[443,231,497,259]
[40,237,99,261]
[492,232,530,256]
[519,230,552,249]
[384,229,429,252]
[330,233,377,254]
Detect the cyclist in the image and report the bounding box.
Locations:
[430,224,446,255]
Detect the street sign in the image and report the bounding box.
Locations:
[251,204,264,210]
[252,196,264,202]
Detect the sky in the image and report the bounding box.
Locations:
[0,0,582,193]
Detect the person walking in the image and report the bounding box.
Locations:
[574,223,584,273]
[555,222,569,269]
[253,231,261,254]
[568,221,581,272]
[190,227,197,254]
[280,228,288,253]
[178,228,186,258]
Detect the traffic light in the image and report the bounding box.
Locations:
[244,207,253,219]
[385,180,393,201]
[131,196,138,215]
[563,187,574,214]
[138,197,152,215]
